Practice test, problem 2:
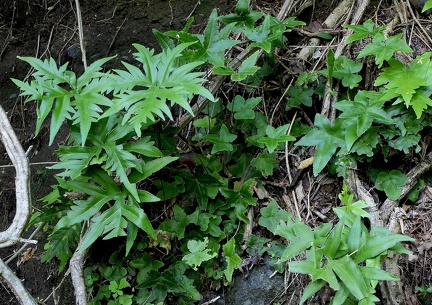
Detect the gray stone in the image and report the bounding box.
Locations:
[225,256,290,305]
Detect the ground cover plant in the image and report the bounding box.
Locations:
[5,0,432,304]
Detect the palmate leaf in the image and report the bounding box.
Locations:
[159,205,198,239]
[105,42,214,135]
[358,33,412,67]
[374,169,408,201]
[227,95,261,119]
[204,124,237,154]
[257,124,295,153]
[335,91,393,151]
[15,55,115,144]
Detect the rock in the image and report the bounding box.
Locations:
[224,256,299,305]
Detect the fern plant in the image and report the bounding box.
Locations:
[14,41,215,260]
[15,1,306,303]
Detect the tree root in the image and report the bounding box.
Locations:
[0,105,36,304]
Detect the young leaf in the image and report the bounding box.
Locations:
[327,49,335,88]
[332,56,363,88]
[347,215,362,253]
[320,218,345,258]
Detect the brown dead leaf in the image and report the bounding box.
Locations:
[298,157,314,169]
[17,247,37,266]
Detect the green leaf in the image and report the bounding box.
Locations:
[251,151,277,177]
[226,95,261,119]
[327,49,335,88]
[123,137,163,157]
[320,218,345,258]
[343,19,386,44]
[296,114,345,176]
[78,200,156,253]
[102,142,140,201]
[104,42,214,135]
[359,266,399,281]
[223,238,242,282]
[374,170,408,200]
[276,222,314,261]
[42,225,80,272]
[129,156,178,183]
[235,0,250,15]
[49,146,102,179]
[358,33,413,67]
[299,280,326,304]
[257,124,295,153]
[183,238,217,270]
[203,124,237,154]
[322,56,362,89]
[286,85,314,108]
[423,0,432,12]
[335,91,393,151]
[375,58,429,115]
[330,256,370,300]
[231,50,260,81]
[354,232,415,263]
[159,205,195,239]
[347,215,363,253]
[258,200,292,232]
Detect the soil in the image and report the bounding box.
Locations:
[0,0,432,305]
